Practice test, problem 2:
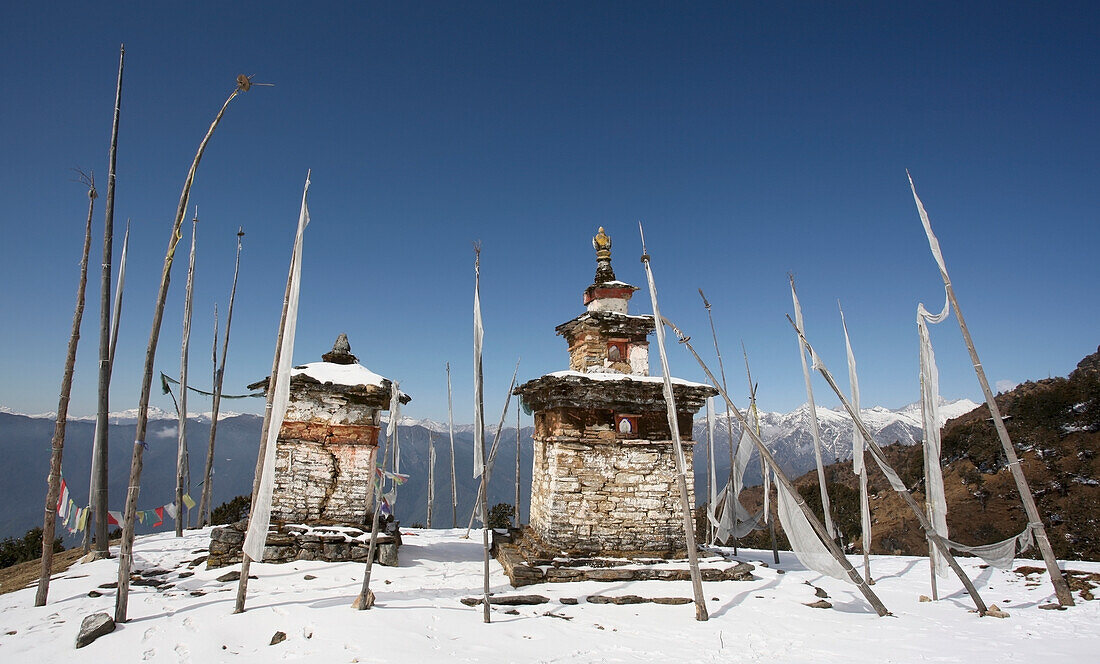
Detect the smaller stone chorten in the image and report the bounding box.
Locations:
[514,228,717,558]
[208,335,410,569]
[249,334,411,525]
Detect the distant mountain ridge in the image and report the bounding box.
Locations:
[0,398,977,541]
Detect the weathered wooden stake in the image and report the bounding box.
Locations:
[787,314,989,615]
[35,173,96,606]
[89,45,125,559]
[699,289,738,548]
[514,396,521,528]
[465,359,520,536]
[908,172,1075,607]
[446,362,457,528]
[84,220,128,555]
[639,224,708,621]
[175,213,198,537]
[116,75,253,623]
[199,226,244,526]
[427,428,435,528]
[663,316,891,617]
[355,383,400,610]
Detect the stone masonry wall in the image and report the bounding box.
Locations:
[270,431,378,524]
[528,435,694,557]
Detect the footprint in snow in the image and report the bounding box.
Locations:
[174,642,191,664]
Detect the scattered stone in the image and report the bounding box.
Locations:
[711,597,719,601]
[587,595,647,605]
[814,587,829,599]
[384,579,391,584]
[177,572,194,579]
[191,549,207,554]
[652,597,692,605]
[270,631,287,646]
[304,574,317,580]
[543,611,573,620]
[98,582,118,589]
[6,630,16,635]
[560,598,578,605]
[1039,603,1067,611]
[804,600,832,609]
[378,543,399,567]
[776,569,785,574]
[919,595,932,602]
[352,591,375,609]
[140,568,169,577]
[985,604,1010,619]
[190,591,206,597]
[87,590,103,598]
[75,613,115,648]
[504,609,520,615]
[461,594,550,606]
[215,571,255,582]
[188,556,208,568]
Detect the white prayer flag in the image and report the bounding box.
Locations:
[243,174,310,561]
[472,252,485,478]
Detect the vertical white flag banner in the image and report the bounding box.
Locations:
[841,306,873,560]
[918,293,952,577]
[472,251,485,478]
[790,278,836,538]
[706,397,719,529]
[243,174,310,561]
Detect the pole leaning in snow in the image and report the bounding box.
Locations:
[355,382,401,609]
[661,315,890,617]
[199,226,244,526]
[35,173,96,606]
[839,303,872,582]
[115,75,255,623]
[786,314,989,615]
[175,212,198,537]
[638,223,708,622]
[235,172,310,614]
[789,275,837,539]
[446,362,458,528]
[907,172,1073,607]
[472,245,491,623]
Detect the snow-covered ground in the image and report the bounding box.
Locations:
[2,528,1096,663]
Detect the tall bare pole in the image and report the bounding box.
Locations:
[355,383,401,609]
[514,398,521,528]
[84,219,128,554]
[787,314,989,615]
[698,289,737,531]
[908,173,1074,607]
[175,213,198,536]
[235,171,309,614]
[662,315,890,617]
[199,226,244,526]
[35,173,96,606]
[446,362,457,528]
[89,45,125,560]
[427,429,435,528]
[115,75,254,623]
[639,223,707,621]
[465,359,520,536]
[472,246,490,623]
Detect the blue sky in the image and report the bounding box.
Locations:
[1,2,1097,423]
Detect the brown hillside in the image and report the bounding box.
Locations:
[737,345,1100,561]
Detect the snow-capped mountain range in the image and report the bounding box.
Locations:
[689,398,980,482]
